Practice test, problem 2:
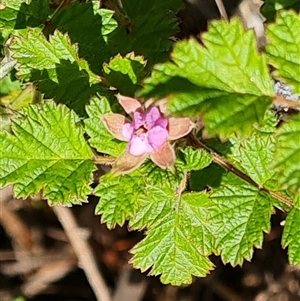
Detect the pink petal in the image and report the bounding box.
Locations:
[168,117,194,140]
[128,134,153,156]
[102,114,128,141]
[133,111,146,129]
[155,116,168,129]
[112,150,147,176]
[122,123,134,140]
[145,107,161,128]
[147,126,168,149]
[117,95,142,114]
[150,142,176,169]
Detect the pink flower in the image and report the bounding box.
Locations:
[102,95,194,175]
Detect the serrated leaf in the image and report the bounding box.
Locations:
[0,101,95,205]
[262,0,300,21]
[103,53,146,96]
[0,0,49,30]
[118,0,183,66]
[179,147,213,171]
[282,194,300,264]
[84,97,127,157]
[229,133,276,186]
[9,28,111,115]
[94,172,144,229]
[140,19,274,138]
[138,159,184,189]
[130,186,214,285]
[50,3,118,74]
[209,173,273,265]
[266,10,300,94]
[274,114,300,194]
[10,29,98,83]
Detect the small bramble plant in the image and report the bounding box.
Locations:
[0,0,300,286]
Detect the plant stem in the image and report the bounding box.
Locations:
[188,134,294,208]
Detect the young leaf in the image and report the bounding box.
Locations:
[210,173,273,265]
[139,159,183,189]
[140,19,274,138]
[130,186,214,285]
[273,114,300,194]
[94,172,144,229]
[0,101,95,206]
[179,147,213,172]
[282,194,300,264]
[266,10,300,94]
[84,97,127,157]
[103,53,146,96]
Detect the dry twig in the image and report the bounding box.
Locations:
[53,206,112,301]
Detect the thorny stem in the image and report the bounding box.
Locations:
[188,134,294,208]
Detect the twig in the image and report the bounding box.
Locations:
[215,0,229,21]
[53,206,112,301]
[113,265,147,301]
[273,95,300,109]
[188,134,294,208]
[0,187,35,254]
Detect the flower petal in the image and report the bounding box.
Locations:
[128,134,153,156]
[145,107,161,128]
[111,150,147,175]
[133,111,146,129]
[117,95,142,114]
[168,117,194,140]
[150,142,176,169]
[102,114,128,141]
[122,123,134,140]
[148,126,168,149]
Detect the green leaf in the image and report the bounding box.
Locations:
[10,28,98,83]
[190,163,226,191]
[210,173,273,265]
[0,73,21,96]
[130,186,214,285]
[0,0,49,30]
[253,109,278,133]
[266,10,300,94]
[0,101,95,206]
[94,172,144,229]
[262,0,300,21]
[282,194,300,264]
[179,147,213,172]
[103,52,146,96]
[84,97,127,157]
[273,114,300,194]
[50,3,118,74]
[138,159,184,190]
[140,18,274,138]
[118,0,183,66]
[229,133,276,186]
[10,28,110,115]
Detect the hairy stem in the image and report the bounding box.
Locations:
[188,134,294,208]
